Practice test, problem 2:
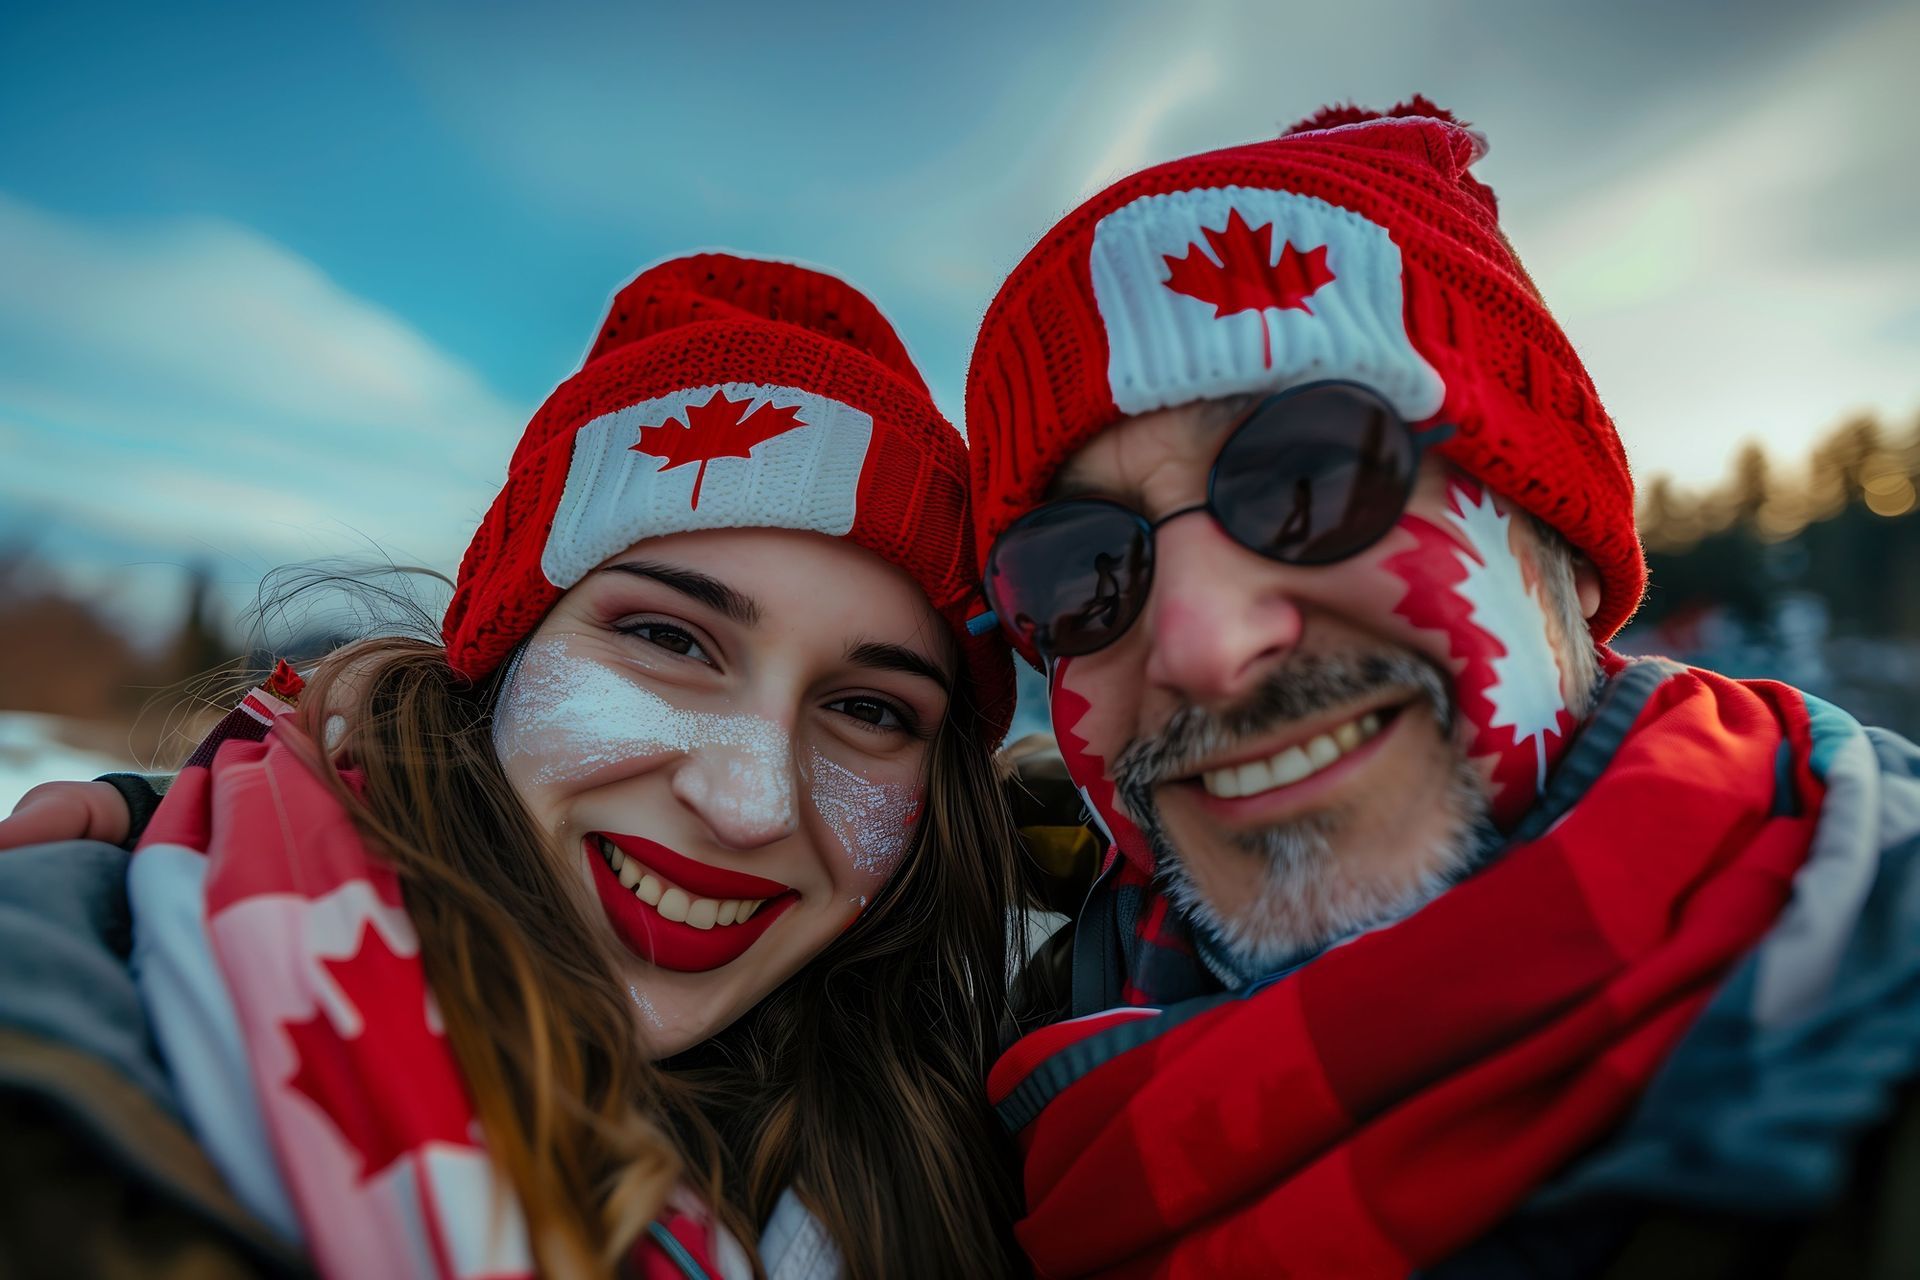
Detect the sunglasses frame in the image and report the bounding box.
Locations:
[982,379,1456,664]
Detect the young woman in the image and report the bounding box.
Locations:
[0,254,1027,1279]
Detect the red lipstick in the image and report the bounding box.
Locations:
[585,836,796,973]
[600,833,789,900]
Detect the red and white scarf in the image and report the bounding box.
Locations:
[989,662,1830,1277]
[134,668,747,1279]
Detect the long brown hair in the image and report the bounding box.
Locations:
[295,635,1027,1277]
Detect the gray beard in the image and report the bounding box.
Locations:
[1111,652,1495,978]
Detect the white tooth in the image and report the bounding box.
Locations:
[1205,768,1243,799]
[716,900,740,926]
[686,897,719,930]
[1306,734,1340,769]
[617,859,642,890]
[1360,711,1382,737]
[637,874,663,906]
[1271,746,1313,785]
[1235,758,1275,795]
[738,898,761,921]
[1334,720,1363,751]
[656,887,691,922]
[609,847,625,872]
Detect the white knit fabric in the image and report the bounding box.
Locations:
[541,381,874,589]
[760,1189,843,1280]
[129,844,304,1246]
[1089,185,1445,420]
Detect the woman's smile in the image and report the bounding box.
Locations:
[585,833,799,972]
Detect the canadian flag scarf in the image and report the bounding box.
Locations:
[133,668,743,1279]
[989,661,1831,1277]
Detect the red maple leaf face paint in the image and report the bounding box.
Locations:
[1049,655,1154,873]
[1383,477,1576,827]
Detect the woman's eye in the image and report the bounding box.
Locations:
[830,696,912,733]
[619,621,710,662]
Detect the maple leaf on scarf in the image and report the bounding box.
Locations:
[283,919,475,1181]
[1160,209,1335,367]
[1443,486,1569,791]
[629,389,809,509]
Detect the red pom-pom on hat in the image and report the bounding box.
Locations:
[1283,94,1469,136]
[582,252,931,397]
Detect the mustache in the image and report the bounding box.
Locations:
[1111,651,1453,805]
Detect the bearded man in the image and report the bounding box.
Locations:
[971,99,1920,1278]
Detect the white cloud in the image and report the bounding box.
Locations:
[8,0,1898,554]
[0,195,527,571]
[1515,3,1920,488]
[368,4,1252,421]
[1068,44,1221,202]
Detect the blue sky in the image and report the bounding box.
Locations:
[2,0,1916,644]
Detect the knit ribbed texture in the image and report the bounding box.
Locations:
[965,110,1645,639]
[443,253,1013,739]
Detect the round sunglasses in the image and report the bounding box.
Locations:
[980,380,1455,662]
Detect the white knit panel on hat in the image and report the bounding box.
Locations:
[1090,185,1445,420]
[540,381,874,589]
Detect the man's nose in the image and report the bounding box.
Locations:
[1140,513,1305,706]
[669,736,800,850]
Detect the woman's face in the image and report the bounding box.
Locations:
[491,527,953,1057]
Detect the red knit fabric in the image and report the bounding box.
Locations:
[443,253,1013,738]
[965,105,1646,640]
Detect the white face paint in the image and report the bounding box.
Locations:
[493,634,795,833]
[1440,481,1570,791]
[628,984,664,1030]
[807,749,920,879]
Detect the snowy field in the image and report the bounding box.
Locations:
[0,713,136,813]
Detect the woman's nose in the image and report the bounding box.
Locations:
[670,739,800,849]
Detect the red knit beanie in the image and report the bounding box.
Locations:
[965,99,1645,639]
[443,252,1014,739]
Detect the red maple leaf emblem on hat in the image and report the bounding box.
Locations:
[1160,209,1335,367]
[283,920,475,1181]
[630,389,809,510]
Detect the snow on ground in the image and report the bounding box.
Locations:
[0,713,136,813]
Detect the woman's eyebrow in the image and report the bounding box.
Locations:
[845,640,952,692]
[595,561,761,626]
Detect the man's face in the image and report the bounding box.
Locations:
[1045,397,1601,971]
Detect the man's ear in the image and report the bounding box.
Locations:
[1574,558,1603,622]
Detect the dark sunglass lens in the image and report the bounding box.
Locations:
[986,503,1152,658]
[1212,384,1418,564]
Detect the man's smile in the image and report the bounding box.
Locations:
[1182,695,1411,799]
[1158,694,1430,829]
